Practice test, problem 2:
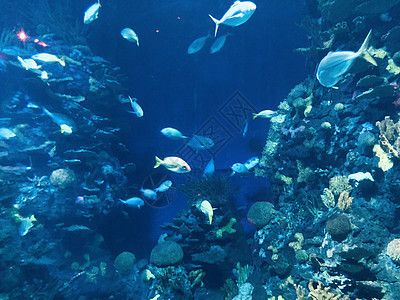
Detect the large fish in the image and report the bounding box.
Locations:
[209,1,257,37]
[316,30,377,88]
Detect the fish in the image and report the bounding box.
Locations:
[31,53,65,67]
[242,119,249,137]
[244,157,259,170]
[128,96,144,117]
[0,127,16,140]
[140,188,157,200]
[155,180,173,192]
[253,109,277,119]
[121,28,139,46]
[43,107,75,135]
[120,197,144,208]
[203,158,215,177]
[231,162,249,175]
[16,214,37,236]
[209,1,257,37]
[210,34,229,54]
[187,34,210,54]
[187,135,214,151]
[84,0,101,24]
[154,156,191,173]
[161,127,188,140]
[197,200,215,224]
[316,30,377,88]
[17,56,41,70]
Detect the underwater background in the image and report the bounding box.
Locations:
[1,0,400,299]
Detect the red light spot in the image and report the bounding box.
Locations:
[16,29,29,43]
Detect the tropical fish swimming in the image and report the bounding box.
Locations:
[0,127,16,140]
[231,162,249,175]
[253,109,277,120]
[155,180,173,193]
[161,127,188,140]
[203,158,215,177]
[120,197,145,208]
[121,28,139,46]
[244,156,259,170]
[141,188,157,200]
[31,53,65,67]
[197,200,215,224]
[187,34,210,54]
[154,156,191,173]
[209,1,257,37]
[43,107,75,135]
[128,96,144,117]
[316,30,377,88]
[84,0,101,24]
[187,135,214,151]
[17,56,41,70]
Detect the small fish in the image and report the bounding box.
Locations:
[0,127,16,139]
[187,34,210,54]
[43,107,75,135]
[161,127,188,140]
[197,200,215,224]
[154,156,191,173]
[210,34,229,54]
[209,1,257,37]
[128,96,144,117]
[120,197,144,208]
[140,188,157,200]
[121,28,139,46]
[17,56,41,70]
[253,110,277,120]
[17,214,37,236]
[203,158,215,177]
[155,180,173,193]
[27,102,40,109]
[31,53,65,67]
[84,0,101,24]
[40,71,49,80]
[231,162,248,175]
[244,156,259,170]
[317,30,377,88]
[187,135,214,151]
[242,119,249,137]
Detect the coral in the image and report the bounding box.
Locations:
[233,282,254,300]
[114,251,136,275]
[321,188,335,208]
[150,241,183,267]
[247,202,276,228]
[233,263,254,286]
[337,191,352,211]
[386,238,400,263]
[216,217,237,238]
[329,176,352,196]
[50,168,76,189]
[373,144,394,172]
[308,281,349,300]
[326,215,352,241]
[376,116,400,159]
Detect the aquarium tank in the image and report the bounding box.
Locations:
[1,0,400,299]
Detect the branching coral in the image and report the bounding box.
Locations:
[308,281,349,300]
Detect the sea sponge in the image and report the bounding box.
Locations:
[150,241,183,267]
[50,168,76,189]
[326,215,352,241]
[387,238,400,263]
[247,202,275,229]
[114,251,136,275]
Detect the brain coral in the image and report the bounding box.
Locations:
[387,238,400,263]
[247,202,275,229]
[150,241,183,267]
[50,168,76,189]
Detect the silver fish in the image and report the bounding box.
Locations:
[129,97,144,117]
[140,188,157,200]
[84,1,101,24]
[209,1,257,37]
[121,28,139,46]
[120,197,144,208]
[161,127,188,140]
[155,180,173,192]
[316,30,377,88]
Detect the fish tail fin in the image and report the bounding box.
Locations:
[252,113,258,120]
[59,58,66,67]
[154,156,163,168]
[357,29,377,66]
[209,14,220,37]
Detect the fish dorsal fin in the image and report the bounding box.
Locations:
[232,1,241,7]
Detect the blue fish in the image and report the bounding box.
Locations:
[120,197,144,208]
[203,158,215,177]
